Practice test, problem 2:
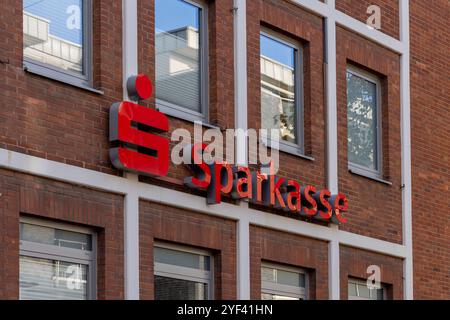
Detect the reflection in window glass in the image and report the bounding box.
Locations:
[154,247,210,271]
[20,256,88,300]
[23,0,84,75]
[261,293,300,300]
[155,276,207,300]
[260,34,297,144]
[347,71,378,170]
[348,279,385,300]
[155,0,202,112]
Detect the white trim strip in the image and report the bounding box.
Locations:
[0,148,407,258]
[234,0,248,167]
[399,0,413,300]
[234,0,250,300]
[324,0,340,299]
[289,0,405,54]
[122,0,140,300]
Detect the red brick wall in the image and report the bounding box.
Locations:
[335,0,399,39]
[336,27,402,244]
[250,226,329,300]
[139,201,237,299]
[340,246,403,299]
[0,169,124,299]
[410,0,450,300]
[0,0,123,175]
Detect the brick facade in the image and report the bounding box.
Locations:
[0,0,448,300]
[0,169,124,299]
[336,26,402,244]
[340,246,403,299]
[409,0,450,300]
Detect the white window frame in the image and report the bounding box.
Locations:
[23,0,96,92]
[346,65,383,179]
[260,28,305,157]
[261,262,308,300]
[153,242,214,300]
[155,0,209,123]
[348,277,387,300]
[19,216,97,300]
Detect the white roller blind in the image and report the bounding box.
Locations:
[20,256,88,300]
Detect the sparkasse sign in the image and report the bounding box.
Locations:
[109,75,348,224]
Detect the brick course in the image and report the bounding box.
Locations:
[0,0,448,300]
[139,200,237,299]
[340,246,403,299]
[336,27,402,244]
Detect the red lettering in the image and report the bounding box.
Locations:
[332,193,348,224]
[207,163,233,204]
[270,175,286,208]
[184,144,211,189]
[232,166,252,200]
[302,185,318,217]
[109,101,169,177]
[318,189,333,220]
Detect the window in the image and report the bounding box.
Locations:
[347,66,382,177]
[23,0,92,88]
[261,263,308,300]
[348,278,387,300]
[260,29,303,155]
[154,243,213,300]
[155,0,208,122]
[19,217,96,300]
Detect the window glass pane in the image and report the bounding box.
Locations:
[261,34,297,144]
[277,269,305,287]
[347,71,378,170]
[155,276,207,300]
[20,256,88,300]
[261,293,301,300]
[261,266,305,288]
[155,0,202,112]
[20,223,92,251]
[154,247,210,271]
[23,0,84,75]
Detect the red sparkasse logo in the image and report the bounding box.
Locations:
[109,75,348,224]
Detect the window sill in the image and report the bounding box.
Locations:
[348,167,392,185]
[263,139,314,161]
[24,63,104,95]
